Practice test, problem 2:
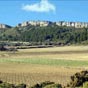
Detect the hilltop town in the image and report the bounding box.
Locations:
[17,21,88,28]
[1,21,88,28]
[0,20,88,45]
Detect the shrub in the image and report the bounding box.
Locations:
[67,71,88,88]
[44,84,62,88]
[16,83,26,88]
[30,81,62,88]
[0,80,3,84]
[83,82,88,88]
[0,82,15,88]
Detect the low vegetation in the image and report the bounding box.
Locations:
[0,82,26,88]
[30,81,62,88]
[0,43,17,51]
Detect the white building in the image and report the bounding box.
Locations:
[56,21,88,28]
[17,21,88,28]
[17,21,51,27]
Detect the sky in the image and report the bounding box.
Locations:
[0,0,88,26]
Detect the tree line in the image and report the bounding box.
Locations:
[0,25,88,45]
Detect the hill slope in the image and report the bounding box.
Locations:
[0,25,88,45]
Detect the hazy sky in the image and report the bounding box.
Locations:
[0,0,88,26]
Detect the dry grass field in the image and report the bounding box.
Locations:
[0,46,88,87]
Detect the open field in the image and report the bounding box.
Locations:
[0,46,88,61]
[0,63,83,87]
[0,46,88,87]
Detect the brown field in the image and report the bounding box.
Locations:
[0,46,88,87]
[0,63,83,87]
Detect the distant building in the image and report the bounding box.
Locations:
[28,21,37,26]
[56,21,88,28]
[82,22,88,28]
[39,21,49,27]
[17,21,88,28]
[0,24,11,28]
[17,23,21,27]
[70,22,75,27]
[17,21,52,27]
[21,21,29,27]
[74,22,81,28]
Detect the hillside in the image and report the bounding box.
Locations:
[0,24,88,45]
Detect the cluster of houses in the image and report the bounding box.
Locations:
[17,21,52,27]
[56,21,88,28]
[0,21,88,29]
[0,24,11,29]
[17,21,88,28]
